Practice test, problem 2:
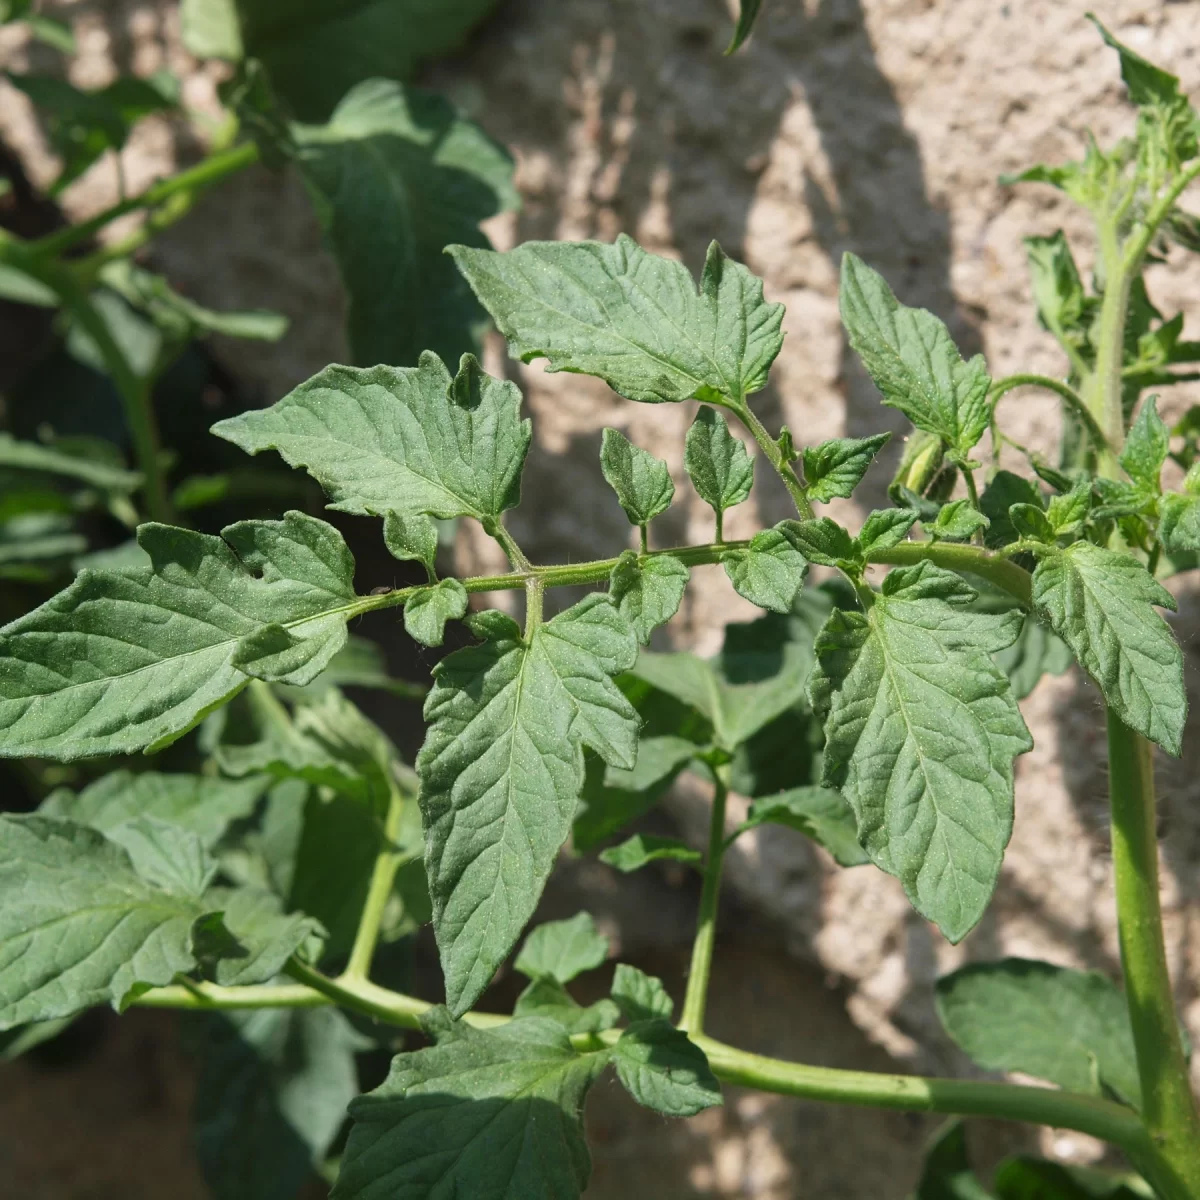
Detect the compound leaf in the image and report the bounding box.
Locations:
[0,512,358,759]
[611,1020,721,1117]
[292,80,517,368]
[609,552,689,643]
[404,579,468,648]
[450,235,784,406]
[610,964,673,1023]
[1031,542,1184,754]
[840,254,991,461]
[685,407,754,518]
[514,912,609,984]
[599,429,674,526]
[214,352,530,524]
[723,527,808,614]
[802,432,891,503]
[809,563,1032,941]
[935,958,1140,1107]
[0,816,212,1029]
[332,1013,606,1200]
[419,594,638,1014]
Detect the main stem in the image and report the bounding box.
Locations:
[1107,715,1200,1196]
[341,774,411,984]
[680,766,730,1035]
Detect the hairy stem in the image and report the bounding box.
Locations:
[729,399,814,518]
[340,539,1032,625]
[679,766,730,1035]
[340,774,412,984]
[133,968,1149,1157]
[1107,713,1200,1197]
[988,374,1111,457]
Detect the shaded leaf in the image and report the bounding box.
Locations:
[610,963,673,1023]
[723,527,808,614]
[404,578,468,647]
[685,407,754,518]
[515,912,609,984]
[600,428,674,526]
[611,1020,721,1117]
[512,978,620,1034]
[609,551,689,643]
[936,958,1140,1107]
[741,786,868,867]
[599,834,701,873]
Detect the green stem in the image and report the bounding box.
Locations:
[679,766,730,1035]
[868,540,1032,606]
[1107,713,1200,1197]
[51,270,174,523]
[340,774,411,984]
[730,399,814,518]
[27,140,260,262]
[988,374,1111,456]
[132,968,1148,1157]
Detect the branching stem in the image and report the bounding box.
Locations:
[728,399,814,518]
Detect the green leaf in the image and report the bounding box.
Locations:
[994,1157,1151,1200]
[450,235,784,406]
[1160,490,1200,555]
[1045,481,1093,535]
[633,606,817,751]
[1119,396,1168,493]
[41,771,267,847]
[207,886,326,987]
[383,511,438,572]
[858,508,919,556]
[741,787,869,868]
[1008,502,1056,544]
[193,1007,361,1200]
[611,1020,722,1117]
[291,80,517,368]
[993,614,1074,701]
[980,471,1044,548]
[99,259,288,342]
[514,912,609,984]
[0,433,142,491]
[213,685,397,811]
[105,818,218,897]
[214,352,530,523]
[180,0,243,59]
[801,432,891,503]
[599,834,701,872]
[0,816,215,1028]
[404,578,468,648]
[839,253,991,461]
[1025,231,1092,354]
[809,563,1032,941]
[935,958,1140,1107]
[240,0,499,123]
[778,516,857,567]
[512,978,621,1034]
[685,406,754,518]
[929,500,989,542]
[332,1013,606,1200]
[6,71,177,193]
[725,0,763,54]
[910,1121,995,1200]
[0,512,359,759]
[1031,542,1184,754]
[610,964,673,1023]
[419,595,638,1013]
[723,527,808,614]
[609,551,689,643]
[599,428,674,526]
[1087,14,1183,109]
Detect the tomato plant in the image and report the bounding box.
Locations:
[2,7,1200,1199]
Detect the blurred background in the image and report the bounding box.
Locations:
[1,1,1199,1195]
